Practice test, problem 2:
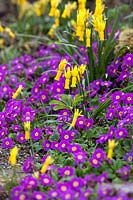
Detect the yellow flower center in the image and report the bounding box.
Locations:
[43,178,49,183]
[92,159,98,164]
[64,170,70,175]
[73,181,79,187]
[64,135,69,139]
[61,186,67,191]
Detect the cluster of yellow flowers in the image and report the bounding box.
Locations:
[91,0,106,41]
[12,0,49,18]
[54,59,86,90]
[48,0,77,38]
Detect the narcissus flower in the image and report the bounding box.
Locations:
[24,121,30,140]
[9,146,19,166]
[54,59,67,81]
[71,109,82,127]
[41,155,54,173]
[107,139,118,159]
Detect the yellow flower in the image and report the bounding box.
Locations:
[71,109,82,127]
[48,24,57,38]
[12,85,23,99]
[49,0,60,17]
[86,28,91,47]
[92,17,106,41]
[54,59,67,81]
[78,64,86,77]
[55,9,60,27]
[4,27,15,39]
[24,121,30,140]
[0,25,4,33]
[33,171,40,179]
[62,2,77,18]
[41,155,54,173]
[107,139,118,159]
[71,66,78,87]
[64,67,71,89]
[9,146,19,166]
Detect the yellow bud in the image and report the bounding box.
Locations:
[71,109,82,127]
[12,85,23,99]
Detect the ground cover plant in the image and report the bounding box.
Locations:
[0,0,133,199]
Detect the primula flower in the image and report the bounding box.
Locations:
[58,141,69,152]
[93,148,105,161]
[117,165,130,180]
[22,156,34,173]
[32,191,47,200]
[123,93,133,104]
[2,137,14,149]
[76,116,85,129]
[89,157,101,168]
[123,53,133,66]
[42,139,51,151]
[67,143,82,154]
[40,174,53,186]
[9,146,19,166]
[58,166,74,177]
[31,128,43,141]
[74,151,87,163]
[85,118,94,129]
[124,152,133,162]
[17,133,26,144]
[115,127,128,139]
[21,175,38,189]
[48,189,60,199]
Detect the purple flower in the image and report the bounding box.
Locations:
[32,191,47,200]
[39,90,49,103]
[70,177,83,190]
[60,190,75,200]
[11,186,24,199]
[16,133,26,144]
[93,148,105,161]
[22,156,34,173]
[74,151,87,164]
[85,118,94,130]
[106,108,115,120]
[2,137,14,149]
[123,93,133,104]
[60,130,74,142]
[0,128,8,138]
[115,127,128,139]
[117,165,130,179]
[123,53,133,66]
[97,172,108,183]
[31,128,43,141]
[12,125,21,132]
[42,140,51,151]
[59,109,71,117]
[67,143,82,154]
[40,174,53,186]
[111,91,123,102]
[57,182,70,192]
[18,192,29,200]
[58,166,74,177]
[48,189,60,199]
[76,116,85,129]
[51,141,59,150]
[21,175,38,189]
[124,152,133,162]
[58,141,69,152]
[89,157,101,168]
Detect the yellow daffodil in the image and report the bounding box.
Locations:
[86,28,91,47]
[107,139,118,159]
[71,66,78,87]
[24,121,30,140]
[64,67,71,89]
[71,109,82,127]
[54,59,67,81]
[41,155,54,173]
[9,146,19,166]
[12,85,23,99]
